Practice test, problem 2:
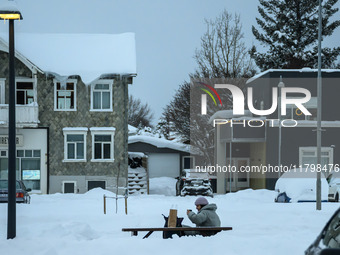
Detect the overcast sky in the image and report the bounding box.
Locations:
[1,0,340,124]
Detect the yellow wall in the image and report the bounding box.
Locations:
[249,143,266,189]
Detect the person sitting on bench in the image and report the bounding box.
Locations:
[184,197,221,236]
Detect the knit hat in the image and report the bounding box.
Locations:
[194,197,209,206]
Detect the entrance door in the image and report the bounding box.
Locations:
[226,158,250,192]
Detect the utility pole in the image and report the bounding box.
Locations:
[316,0,323,211]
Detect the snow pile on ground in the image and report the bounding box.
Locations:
[149,177,177,196]
[1,188,339,255]
[275,169,329,202]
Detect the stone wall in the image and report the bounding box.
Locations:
[0,51,129,191]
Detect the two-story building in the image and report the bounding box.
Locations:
[213,69,340,193]
[0,33,136,194]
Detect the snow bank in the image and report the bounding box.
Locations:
[149,177,177,196]
[0,189,339,255]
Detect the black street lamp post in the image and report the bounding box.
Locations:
[0,0,23,239]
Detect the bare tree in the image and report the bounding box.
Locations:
[161,10,254,165]
[193,10,256,79]
[160,82,190,140]
[128,95,154,128]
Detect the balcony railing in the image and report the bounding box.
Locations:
[0,104,39,127]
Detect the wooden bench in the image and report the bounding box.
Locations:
[122,227,232,239]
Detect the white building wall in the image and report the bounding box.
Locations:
[0,128,48,194]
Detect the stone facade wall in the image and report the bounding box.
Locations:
[0,51,129,192]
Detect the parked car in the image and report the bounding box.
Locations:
[327,174,340,202]
[176,169,213,197]
[305,207,340,254]
[0,180,31,204]
[274,168,328,202]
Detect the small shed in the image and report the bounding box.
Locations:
[128,135,192,178]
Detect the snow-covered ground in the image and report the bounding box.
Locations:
[0,178,339,255]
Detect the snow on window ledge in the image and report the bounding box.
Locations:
[90,159,115,163]
[62,159,87,163]
[89,109,113,112]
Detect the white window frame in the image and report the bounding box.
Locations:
[0,79,5,104]
[63,128,88,162]
[54,79,77,111]
[90,80,113,112]
[299,147,334,170]
[90,127,115,162]
[15,78,35,105]
[62,181,77,193]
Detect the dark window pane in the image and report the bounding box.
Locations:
[102,92,110,109]
[67,135,83,142]
[66,83,74,90]
[88,181,105,191]
[64,182,75,193]
[68,144,75,159]
[103,144,110,159]
[33,150,40,157]
[23,180,40,190]
[94,143,101,159]
[17,150,24,157]
[22,158,40,170]
[94,84,104,90]
[25,150,32,157]
[184,157,194,169]
[17,82,33,90]
[94,135,111,142]
[17,91,25,104]
[93,92,101,109]
[76,143,84,159]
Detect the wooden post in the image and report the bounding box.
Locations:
[168,209,177,227]
[103,195,106,214]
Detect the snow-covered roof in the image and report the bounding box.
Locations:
[0,33,137,84]
[246,68,340,84]
[128,125,138,135]
[128,135,190,153]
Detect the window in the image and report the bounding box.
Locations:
[0,149,41,191]
[63,128,88,162]
[17,149,41,191]
[285,97,317,121]
[87,180,106,191]
[54,80,77,111]
[16,81,34,105]
[90,127,115,161]
[62,181,77,193]
[0,79,5,104]
[299,147,333,174]
[91,80,113,111]
[183,156,195,169]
